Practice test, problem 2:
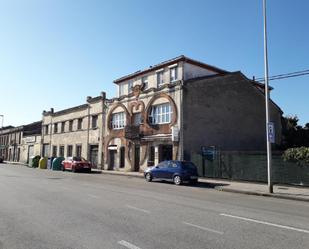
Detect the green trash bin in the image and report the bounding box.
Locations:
[29,155,40,168]
[52,157,64,171]
[38,157,48,169]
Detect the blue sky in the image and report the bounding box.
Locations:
[0,0,308,126]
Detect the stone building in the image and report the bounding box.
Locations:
[41,93,107,168]
[103,55,283,172]
[0,122,42,163]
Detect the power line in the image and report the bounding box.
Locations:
[256,69,309,82]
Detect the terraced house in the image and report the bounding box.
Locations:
[103,55,282,172]
[41,93,107,169]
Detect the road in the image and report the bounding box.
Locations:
[0,163,309,249]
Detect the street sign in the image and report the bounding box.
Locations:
[268,122,275,143]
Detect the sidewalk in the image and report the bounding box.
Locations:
[101,170,309,202]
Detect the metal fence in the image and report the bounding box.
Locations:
[190,151,309,186]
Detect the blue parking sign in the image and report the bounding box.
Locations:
[268,122,275,143]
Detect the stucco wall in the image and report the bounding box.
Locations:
[183,73,283,157]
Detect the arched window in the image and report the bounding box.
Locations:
[149,103,172,124]
[111,112,126,129]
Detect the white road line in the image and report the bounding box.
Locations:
[220,213,309,234]
[118,240,142,249]
[182,222,224,235]
[126,205,150,214]
[88,194,99,199]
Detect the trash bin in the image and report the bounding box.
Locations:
[52,157,64,171]
[47,157,55,170]
[38,157,48,169]
[29,155,40,168]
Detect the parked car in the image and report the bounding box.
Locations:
[144,160,199,185]
[62,157,92,173]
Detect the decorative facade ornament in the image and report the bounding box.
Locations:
[132,83,145,100]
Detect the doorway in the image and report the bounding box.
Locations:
[159,145,173,162]
[109,150,116,170]
[89,145,98,169]
[134,145,140,172]
[27,145,34,163]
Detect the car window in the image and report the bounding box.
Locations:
[168,161,178,168]
[157,161,168,168]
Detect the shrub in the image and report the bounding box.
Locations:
[282,147,309,166]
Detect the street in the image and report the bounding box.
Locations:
[0,164,309,249]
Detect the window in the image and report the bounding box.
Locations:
[77,118,83,130]
[59,146,65,157]
[52,146,57,157]
[69,120,73,132]
[128,80,133,94]
[42,144,49,157]
[133,113,142,125]
[157,71,164,87]
[142,76,148,89]
[76,145,82,157]
[170,66,178,82]
[149,103,172,124]
[44,125,49,135]
[92,115,98,128]
[61,122,65,133]
[54,123,58,133]
[111,112,126,129]
[67,145,73,157]
[119,84,125,96]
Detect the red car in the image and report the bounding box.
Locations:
[62,157,92,173]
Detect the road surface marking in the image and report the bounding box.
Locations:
[88,194,99,199]
[182,222,224,235]
[220,213,309,234]
[126,205,150,214]
[118,240,142,249]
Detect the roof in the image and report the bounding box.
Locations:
[113,55,229,84]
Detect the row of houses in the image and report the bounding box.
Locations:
[0,55,283,172]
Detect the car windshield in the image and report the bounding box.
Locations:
[181,162,197,170]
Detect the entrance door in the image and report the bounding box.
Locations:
[89,145,98,169]
[109,150,116,170]
[27,145,34,163]
[134,145,140,172]
[159,145,173,162]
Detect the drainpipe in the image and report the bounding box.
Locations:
[179,65,185,161]
[49,108,54,158]
[100,92,106,169]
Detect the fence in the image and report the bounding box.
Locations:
[190,151,309,186]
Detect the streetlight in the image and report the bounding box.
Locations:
[263,0,273,193]
[0,115,3,128]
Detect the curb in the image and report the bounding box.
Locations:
[214,186,309,203]
[101,170,144,178]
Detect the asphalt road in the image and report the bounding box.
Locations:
[0,163,309,249]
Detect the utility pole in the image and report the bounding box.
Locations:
[263,0,273,193]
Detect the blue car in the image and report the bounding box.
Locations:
[144,160,199,185]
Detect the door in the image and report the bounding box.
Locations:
[153,161,168,179]
[159,145,173,162]
[27,145,34,163]
[109,150,116,170]
[134,145,140,172]
[90,145,98,169]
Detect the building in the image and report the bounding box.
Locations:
[103,55,282,172]
[0,122,42,163]
[41,93,107,168]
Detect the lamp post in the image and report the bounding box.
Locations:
[263,0,273,193]
[0,115,3,128]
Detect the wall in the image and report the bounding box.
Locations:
[183,72,283,158]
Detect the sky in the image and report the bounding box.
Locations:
[0,0,308,127]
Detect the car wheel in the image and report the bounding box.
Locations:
[145,173,152,182]
[173,175,182,185]
[62,165,65,171]
[87,168,91,173]
[72,166,76,173]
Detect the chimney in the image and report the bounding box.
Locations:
[101,91,106,99]
[86,96,92,102]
